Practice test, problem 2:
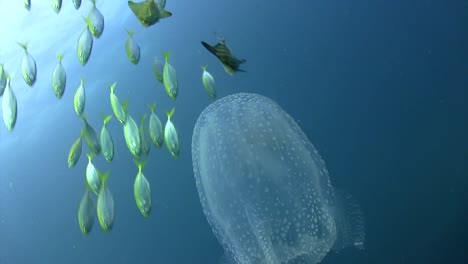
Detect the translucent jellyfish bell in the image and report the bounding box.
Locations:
[192,93,365,264]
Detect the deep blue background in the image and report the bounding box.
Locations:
[0,0,466,263]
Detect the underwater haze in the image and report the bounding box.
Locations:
[0,0,467,263]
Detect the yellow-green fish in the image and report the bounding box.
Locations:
[77,184,94,235]
[87,0,104,38]
[201,39,246,75]
[201,65,216,99]
[100,114,114,162]
[162,51,178,100]
[109,82,127,124]
[125,29,140,64]
[0,64,6,96]
[72,0,81,9]
[123,112,141,158]
[2,75,17,132]
[73,78,85,117]
[81,115,101,155]
[17,42,37,86]
[139,114,150,156]
[164,108,179,158]
[148,103,163,148]
[50,0,62,13]
[96,171,114,232]
[86,153,101,195]
[128,0,172,27]
[67,131,83,168]
[22,0,30,10]
[133,159,151,217]
[52,53,66,99]
[77,17,93,66]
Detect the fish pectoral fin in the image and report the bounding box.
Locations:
[128,1,143,15]
[201,41,217,56]
[160,9,172,18]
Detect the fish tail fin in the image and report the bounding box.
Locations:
[125,28,134,37]
[80,77,85,85]
[90,0,96,6]
[57,53,64,62]
[201,65,208,71]
[109,82,117,93]
[332,189,366,252]
[86,152,94,162]
[82,16,90,27]
[17,42,28,51]
[133,158,147,172]
[148,103,156,113]
[101,113,112,125]
[98,170,110,184]
[164,107,175,120]
[162,51,171,62]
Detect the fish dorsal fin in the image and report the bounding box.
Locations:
[213,42,228,52]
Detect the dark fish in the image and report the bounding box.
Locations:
[201,39,246,75]
[128,0,172,27]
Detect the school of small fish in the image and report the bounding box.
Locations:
[0,0,247,235]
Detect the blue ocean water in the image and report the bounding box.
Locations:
[0,0,467,263]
